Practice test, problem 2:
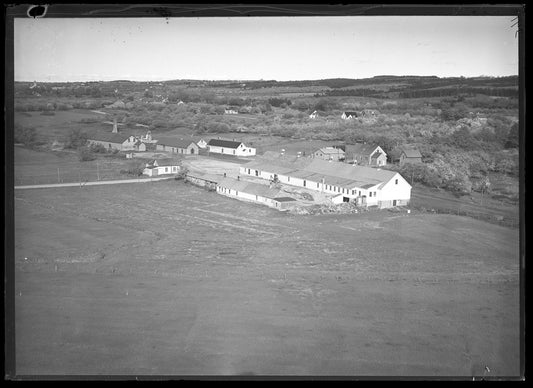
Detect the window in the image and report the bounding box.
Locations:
[255,170,259,176]
[249,149,251,152]
[317,182,320,188]
[233,150,235,155]
[288,176,290,182]
[236,191,239,195]
[256,195,258,200]
[359,191,361,196]
[369,192,372,197]
[303,180,306,187]
[221,148,224,153]
[165,167,169,172]
[352,190,355,195]
[248,169,250,174]
[395,179,398,184]
[374,191,377,197]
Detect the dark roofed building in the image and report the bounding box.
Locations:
[207,139,243,149]
[207,138,256,156]
[399,147,423,166]
[341,111,359,120]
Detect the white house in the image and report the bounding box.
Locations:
[345,144,387,166]
[142,160,180,177]
[207,139,256,156]
[341,111,359,120]
[309,110,319,119]
[239,151,411,208]
[196,138,208,149]
[224,108,239,115]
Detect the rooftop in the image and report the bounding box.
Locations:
[156,137,199,149]
[401,147,423,158]
[316,147,345,155]
[208,139,244,149]
[243,152,402,190]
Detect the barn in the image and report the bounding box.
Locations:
[239,151,411,208]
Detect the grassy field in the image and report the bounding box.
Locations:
[14,146,146,185]
[14,181,520,376]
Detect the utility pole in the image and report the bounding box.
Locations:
[57,168,60,183]
[96,160,100,181]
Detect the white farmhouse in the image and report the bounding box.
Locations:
[239,151,411,208]
[207,139,256,156]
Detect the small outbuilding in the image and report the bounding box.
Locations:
[399,147,423,166]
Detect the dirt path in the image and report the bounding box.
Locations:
[14,177,173,190]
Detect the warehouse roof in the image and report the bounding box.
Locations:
[241,152,402,190]
[218,177,281,199]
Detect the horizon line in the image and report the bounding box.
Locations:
[14,74,519,84]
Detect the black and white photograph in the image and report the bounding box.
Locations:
[5,4,524,380]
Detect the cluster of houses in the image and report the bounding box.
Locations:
[87,129,257,158]
[309,110,378,120]
[311,143,422,167]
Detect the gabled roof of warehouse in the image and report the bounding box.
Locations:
[207,139,244,148]
[218,177,281,199]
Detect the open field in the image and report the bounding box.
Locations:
[14,146,144,185]
[14,181,520,376]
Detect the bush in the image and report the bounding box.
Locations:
[78,146,96,162]
[89,143,107,153]
[65,128,88,149]
[175,167,188,180]
[40,110,56,116]
[14,124,37,146]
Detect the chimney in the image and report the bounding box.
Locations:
[233,138,236,141]
[112,118,118,133]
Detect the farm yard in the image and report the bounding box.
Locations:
[14,181,520,376]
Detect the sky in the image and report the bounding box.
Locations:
[14,16,519,82]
